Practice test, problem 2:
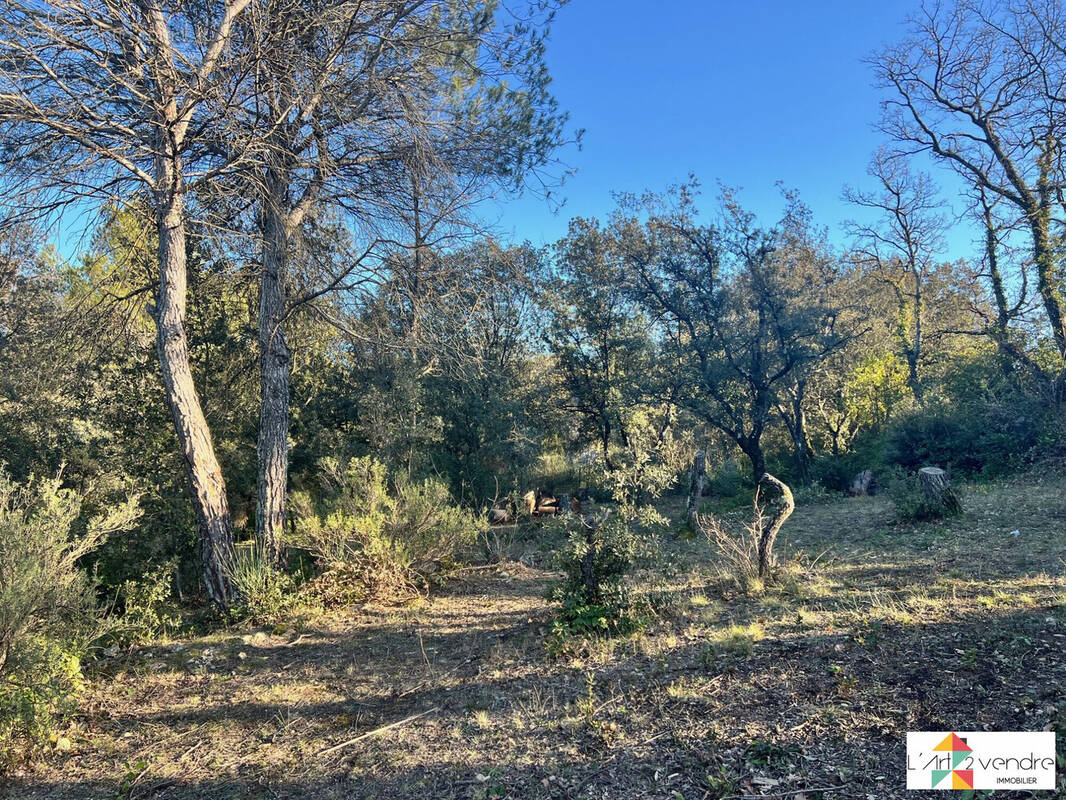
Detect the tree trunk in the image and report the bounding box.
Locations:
[788,381,812,483]
[685,449,707,524]
[1033,147,1066,360]
[755,473,794,579]
[256,173,291,566]
[917,466,962,517]
[154,175,234,607]
[743,441,767,486]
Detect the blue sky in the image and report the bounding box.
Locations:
[490,0,978,260]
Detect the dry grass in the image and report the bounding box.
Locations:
[3,471,1066,799]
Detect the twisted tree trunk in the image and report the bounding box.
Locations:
[755,473,794,579]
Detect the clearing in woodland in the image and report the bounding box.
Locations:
[4,468,1066,800]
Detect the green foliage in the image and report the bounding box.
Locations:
[0,471,139,764]
[547,505,664,647]
[117,560,182,643]
[224,545,298,624]
[294,457,483,601]
[886,393,1056,478]
[707,457,744,498]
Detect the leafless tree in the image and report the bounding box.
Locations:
[874,0,1066,361]
[844,151,950,401]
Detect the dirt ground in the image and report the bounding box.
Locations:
[4,470,1066,800]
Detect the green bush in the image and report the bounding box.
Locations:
[547,501,666,647]
[708,458,744,496]
[0,471,139,765]
[117,560,182,643]
[293,457,482,601]
[224,544,298,623]
[886,395,1056,478]
[548,511,642,643]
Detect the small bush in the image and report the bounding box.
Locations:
[294,457,482,602]
[117,560,182,643]
[225,544,298,623]
[0,471,139,765]
[548,511,643,644]
[547,502,666,649]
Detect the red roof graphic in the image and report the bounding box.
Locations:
[933,733,972,752]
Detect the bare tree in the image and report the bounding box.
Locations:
[844,152,949,402]
[0,0,261,604]
[874,0,1066,361]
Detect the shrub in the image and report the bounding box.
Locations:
[294,457,482,602]
[708,458,743,497]
[224,544,298,623]
[548,511,642,642]
[117,559,182,643]
[0,471,139,765]
[547,503,666,648]
[885,395,1055,478]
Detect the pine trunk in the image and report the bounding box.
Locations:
[256,176,291,566]
[154,180,235,607]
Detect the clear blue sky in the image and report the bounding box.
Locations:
[491,0,978,260]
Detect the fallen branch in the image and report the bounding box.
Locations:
[319,707,440,756]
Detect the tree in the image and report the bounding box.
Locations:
[844,152,950,401]
[623,184,851,484]
[0,0,261,604]
[544,217,654,469]
[875,0,1066,364]
[229,0,573,561]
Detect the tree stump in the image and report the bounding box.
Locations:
[918,466,961,516]
[850,469,875,496]
[686,449,708,523]
[755,473,795,578]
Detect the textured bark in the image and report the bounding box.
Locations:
[153,164,234,606]
[1033,145,1066,359]
[685,449,707,523]
[918,466,962,516]
[256,173,291,565]
[755,473,794,579]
